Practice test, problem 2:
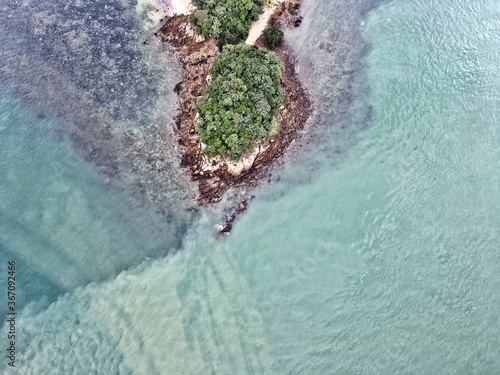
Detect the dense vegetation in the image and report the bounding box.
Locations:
[263,25,284,49]
[197,44,286,159]
[190,0,264,46]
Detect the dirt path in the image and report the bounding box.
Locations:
[246,0,286,45]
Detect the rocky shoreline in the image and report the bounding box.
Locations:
[158,0,311,231]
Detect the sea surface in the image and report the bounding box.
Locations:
[1,0,499,373]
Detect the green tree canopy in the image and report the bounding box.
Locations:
[263,25,284,49]
[190,0,264,46]
[196,44,286,159]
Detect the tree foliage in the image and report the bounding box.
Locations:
[197,44,286,159]
[190,0,264,46]
[263,25,284,49]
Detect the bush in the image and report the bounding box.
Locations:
[263,25,284,49]
[196,44,286,159]
[191,0,264,46]
[189,10,208,35]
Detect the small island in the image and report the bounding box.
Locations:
[158,0,311,209]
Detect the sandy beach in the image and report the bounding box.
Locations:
[166,0,196,16]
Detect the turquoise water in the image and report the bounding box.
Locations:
[0,92,188,314]
[1,0,500,373]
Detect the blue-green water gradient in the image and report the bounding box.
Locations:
[1,0,499,373]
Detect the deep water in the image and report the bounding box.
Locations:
[1,0,499,373]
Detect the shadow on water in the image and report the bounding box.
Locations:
[0,0,200,312]
[0,242,63,322]
[283,0,381,164]
[0,0,196,215]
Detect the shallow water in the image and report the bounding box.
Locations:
[1,0,500,373]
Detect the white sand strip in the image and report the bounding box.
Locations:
[167,0,196,15]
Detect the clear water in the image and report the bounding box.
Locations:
[1,0,499,374]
